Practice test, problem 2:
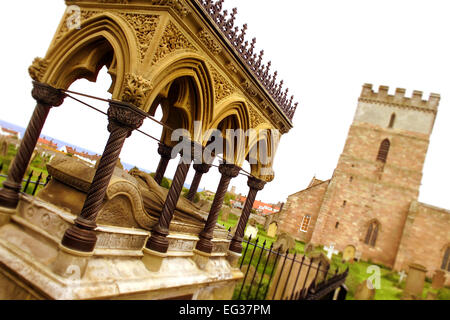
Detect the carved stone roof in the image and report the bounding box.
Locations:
[194,0,298,121]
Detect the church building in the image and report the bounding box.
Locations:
[276,84,450,280]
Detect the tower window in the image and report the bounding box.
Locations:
[342,200,347,208]
[377,139,391,163]
[442,246,450,271]
[388,113,396,129]
[335,222,340,229]
[300,215,311,233]
[364,221,380,247]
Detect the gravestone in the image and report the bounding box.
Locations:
[221,206,231,222]
[354,280,376,300]
[342,245,356,263]
[304,243,315,254]
[324,244,339,260]
[403,263,427,299]
[273,232,296,252]
[267,222,278,238]
[431,269,446,290]
[244,225,258,239]
[264,215,273,231]
[355,251,362,262]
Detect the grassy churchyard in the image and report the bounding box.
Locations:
[218,211,450,300]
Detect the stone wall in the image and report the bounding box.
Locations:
[394,202,450,284]
[277,179,329,242]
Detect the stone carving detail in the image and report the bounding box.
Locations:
[28,58,49,82]
[168,239,195,252]
[119,13,160,63]
[242,81,258,97]
[151,21,197,65]
[121,73,153,108]
[198,29,222,55]
[226,62,238,74]
[210,66,235,102]
[249,106,264,128]
[149,0,190,18]
[54,10,97,44]
[96,233,145,250]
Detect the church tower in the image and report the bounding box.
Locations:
[310,84,441,267]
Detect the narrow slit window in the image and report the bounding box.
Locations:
[388,113,396,128]
[377,139,391,163]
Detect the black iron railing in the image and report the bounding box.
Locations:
[234,236,349,300]
[0,163,51,196]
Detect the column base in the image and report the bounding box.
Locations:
[192,249,212,270]
[142,248,167,272]
[61,224,97,253]
[0,206,16,226]
[52,244,93,280]
[0,182,22,210]
[226,250,242,268]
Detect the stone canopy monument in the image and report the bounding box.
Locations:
[0,0,297,300]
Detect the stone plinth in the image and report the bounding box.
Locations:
[0,194,242,300]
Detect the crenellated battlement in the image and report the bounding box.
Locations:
[360,84,440,111]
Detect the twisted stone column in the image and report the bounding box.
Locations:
[146,157,192,253]
[154,143,173,185]
[62,100,146,253]
[196,163,240,254]
[0,82,65,209]
[229,176,266,253]
[186,163,212,201]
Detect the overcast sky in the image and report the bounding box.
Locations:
[1,1,450,209]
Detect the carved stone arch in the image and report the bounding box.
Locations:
[246,127,278,181]
[206,99,251,164]
[144,54,214,141]
[39,12,138,100]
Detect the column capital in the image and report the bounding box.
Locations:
[31,81,66,107]
[248,176,266,191]
[218,163,241,179]
[157,143,174,159]
[107,100,146,132]
[193,163,212,174]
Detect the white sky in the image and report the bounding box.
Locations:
[1,0,450,209]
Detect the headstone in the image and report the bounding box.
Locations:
[244,225,258,239]
[264,215,273,231]
[304,243,315,255]
[308,252,331,283]
[354,280,376,300]
[342,245,355,263]
[431,269,446,290]
[324,244,339,260]
[355,251,362,262]
[403,263,427,299]
[248,217,257,227]
[267,222,278,238]
[273,232,296,252]
[221,206,231,222]
[426,292,437,300]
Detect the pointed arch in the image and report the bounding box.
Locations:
[377,139,391,163]
[42,12,138,99]
[364,220,380,247]
[144,54,214,137]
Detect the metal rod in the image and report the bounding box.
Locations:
[255,242,274,300]
[32,172,43,195]
[263,247,282,300]
[271,249,289,300]
[23,171,33,193]
[247,240,266,300]
[290,255,305,300]
[238,237,259,300]
[280,252,297,300]
[239,236,252,269]
[300,258,314,299]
